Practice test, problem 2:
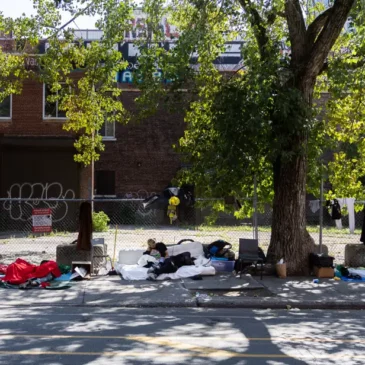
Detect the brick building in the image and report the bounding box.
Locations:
[0,77,187,202]
[95,92,185,199]
[0,25,244,203]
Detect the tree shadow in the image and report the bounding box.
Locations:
[0,306,364,364]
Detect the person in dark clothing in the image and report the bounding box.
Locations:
[143,239,169,261]
[361,205,365,244]
[147,251,195,280]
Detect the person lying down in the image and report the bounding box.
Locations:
[142,239,195,280]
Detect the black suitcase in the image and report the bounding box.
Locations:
[309,253,334,268]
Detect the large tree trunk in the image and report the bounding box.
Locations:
[243,0,355,275]
[267,83,316,275]
[267,143,315,275]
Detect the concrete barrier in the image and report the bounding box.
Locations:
[345,244,365,267]
[56,243,107,272]
[313,244,329,255]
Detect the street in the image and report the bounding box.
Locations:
[0,307,364,364]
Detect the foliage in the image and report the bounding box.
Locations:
[92,211,110,232]
[325,0,365,201]
[1,1,363,195]
[134,0,362,218]
[2,1,365,265]
[0,0,132,165]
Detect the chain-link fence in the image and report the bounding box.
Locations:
[0,198,363,265]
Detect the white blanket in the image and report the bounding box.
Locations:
[157,265,215,280]
[116,255,215,281]
[348,268,365,278]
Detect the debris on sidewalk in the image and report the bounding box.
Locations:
[195,292,211,301]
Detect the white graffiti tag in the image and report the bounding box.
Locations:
[3,182,76,222]
[124,190,157,217]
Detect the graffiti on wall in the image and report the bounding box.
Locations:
[3,182,76,222]
[124,190,157,217]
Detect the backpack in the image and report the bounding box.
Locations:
[205,240,235,260]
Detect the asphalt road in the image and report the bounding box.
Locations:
[0,306,364,364]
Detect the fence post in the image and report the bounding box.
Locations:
[253,175,258,240]
[319,176,323,254]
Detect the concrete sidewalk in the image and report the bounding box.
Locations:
[1,274,365,309]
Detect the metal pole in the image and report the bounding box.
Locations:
[319,175,323,254]
[91,83,95,212]
[91,129,95,212]
[253,175,258,240]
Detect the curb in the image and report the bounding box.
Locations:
[196,298,365,310]
[1,299,364,310]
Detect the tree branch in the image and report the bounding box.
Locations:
[306,7,333,47]
[303,0,355,81]
[47,1,94,40]
[238,0,269,60]
[285,0,307,66]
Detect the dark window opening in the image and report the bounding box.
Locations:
[95,171,115,195]
[0,95,11,118]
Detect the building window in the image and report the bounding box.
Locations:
[43,84,68,119]
[0,95,11,119]
[100,120,116,140]
[95,171,116,196]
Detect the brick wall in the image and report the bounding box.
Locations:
[0,79,89,199]
[0,77,333,199]
[95,92,185,197]
[0,79,185,198]
[0,79,72,137]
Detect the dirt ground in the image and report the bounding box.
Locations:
[0,226,358,265]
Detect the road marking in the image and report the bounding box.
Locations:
[0,334,364,344]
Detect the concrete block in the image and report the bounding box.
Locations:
[345,244,365,267]
[56,244,107,271]
[313,245,329,255]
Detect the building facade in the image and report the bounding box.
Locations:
[0,79,187,201]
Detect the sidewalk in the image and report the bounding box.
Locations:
[0,274,365,309]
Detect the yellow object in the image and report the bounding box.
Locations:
[169,196,180,206]
[167,204,177,224]
[167,196,180,224]
[334,276,341,281]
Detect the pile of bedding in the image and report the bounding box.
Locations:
[116,241,216,281]
[116,255,215,281]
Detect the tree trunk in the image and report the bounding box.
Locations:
[267,83,316,275]
[246,0,355,275]
[267,148,315,275]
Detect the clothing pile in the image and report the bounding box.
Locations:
[116,240,215,281]
[140,241,199,280]
[335,265,365,282]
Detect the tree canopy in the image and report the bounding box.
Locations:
[1,0,365,272]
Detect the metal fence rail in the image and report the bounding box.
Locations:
[0,198,363,265]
